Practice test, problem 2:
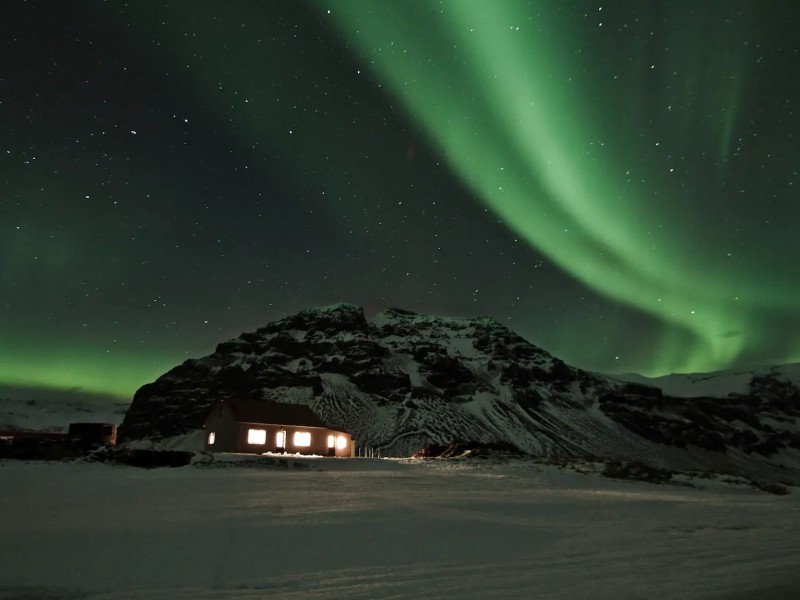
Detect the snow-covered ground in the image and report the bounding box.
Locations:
[0,458,797,599]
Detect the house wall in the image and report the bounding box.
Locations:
[203,404,240,452]
[203,402,354,456]
[235,423,352,457]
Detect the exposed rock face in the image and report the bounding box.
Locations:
[120,303,800,481]
[600,383,800,456]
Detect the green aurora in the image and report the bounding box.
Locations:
[323,0,800,374]
[2,1,799,401]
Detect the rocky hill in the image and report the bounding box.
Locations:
[119,303,800,481]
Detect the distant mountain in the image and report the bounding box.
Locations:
[0,397,127,432]
[119,303,800,482]
[616,363,800,398]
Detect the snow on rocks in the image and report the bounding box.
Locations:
[118,303,800,484]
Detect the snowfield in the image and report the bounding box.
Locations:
[0,458,797,600]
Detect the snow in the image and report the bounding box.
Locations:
[319,372,351,388]
[121,429,205,452]
[371,307,476,329]
[304,301,363,315]
[0,459,797,599]
[440,331,482,360]
[381,353,425,387]
[285,357,312,373]
[617,362,800,398]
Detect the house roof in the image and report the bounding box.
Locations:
[218,398,339,430]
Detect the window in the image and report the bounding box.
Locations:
[208,432,216,445]
[327,435,335,448]
[293,431,311,447]
[276,430,286,448]
[336,435,348,450]
[247,429,266,445]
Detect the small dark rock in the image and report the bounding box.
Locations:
[602,460,674,484]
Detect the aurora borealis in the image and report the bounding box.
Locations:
[2,1,799,402]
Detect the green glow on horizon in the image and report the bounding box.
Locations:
[323,0,800,375]
[0,350,175,400]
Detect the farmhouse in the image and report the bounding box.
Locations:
[203,398,354,457]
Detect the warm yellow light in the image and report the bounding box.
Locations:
[247,429,266,445]
[276,430,286,447]
[293,431,311,447]
[327,435,335,448]
[208,432,216,445]
[336,435,348,450]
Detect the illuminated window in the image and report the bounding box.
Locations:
[208,432,215,445]
[336,435,348,450]
[276,430,286,448]
[247,429,266,445]
[293,431,311,447]
[327,435,335,448]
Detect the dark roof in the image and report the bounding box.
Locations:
[219,398,333,429]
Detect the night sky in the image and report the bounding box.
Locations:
[2,0,799,402]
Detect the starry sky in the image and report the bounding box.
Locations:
[2,0,799,403]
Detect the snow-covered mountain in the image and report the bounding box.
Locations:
[0,397,127,432]
[617,363,800,398]
[120,303,800,481]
